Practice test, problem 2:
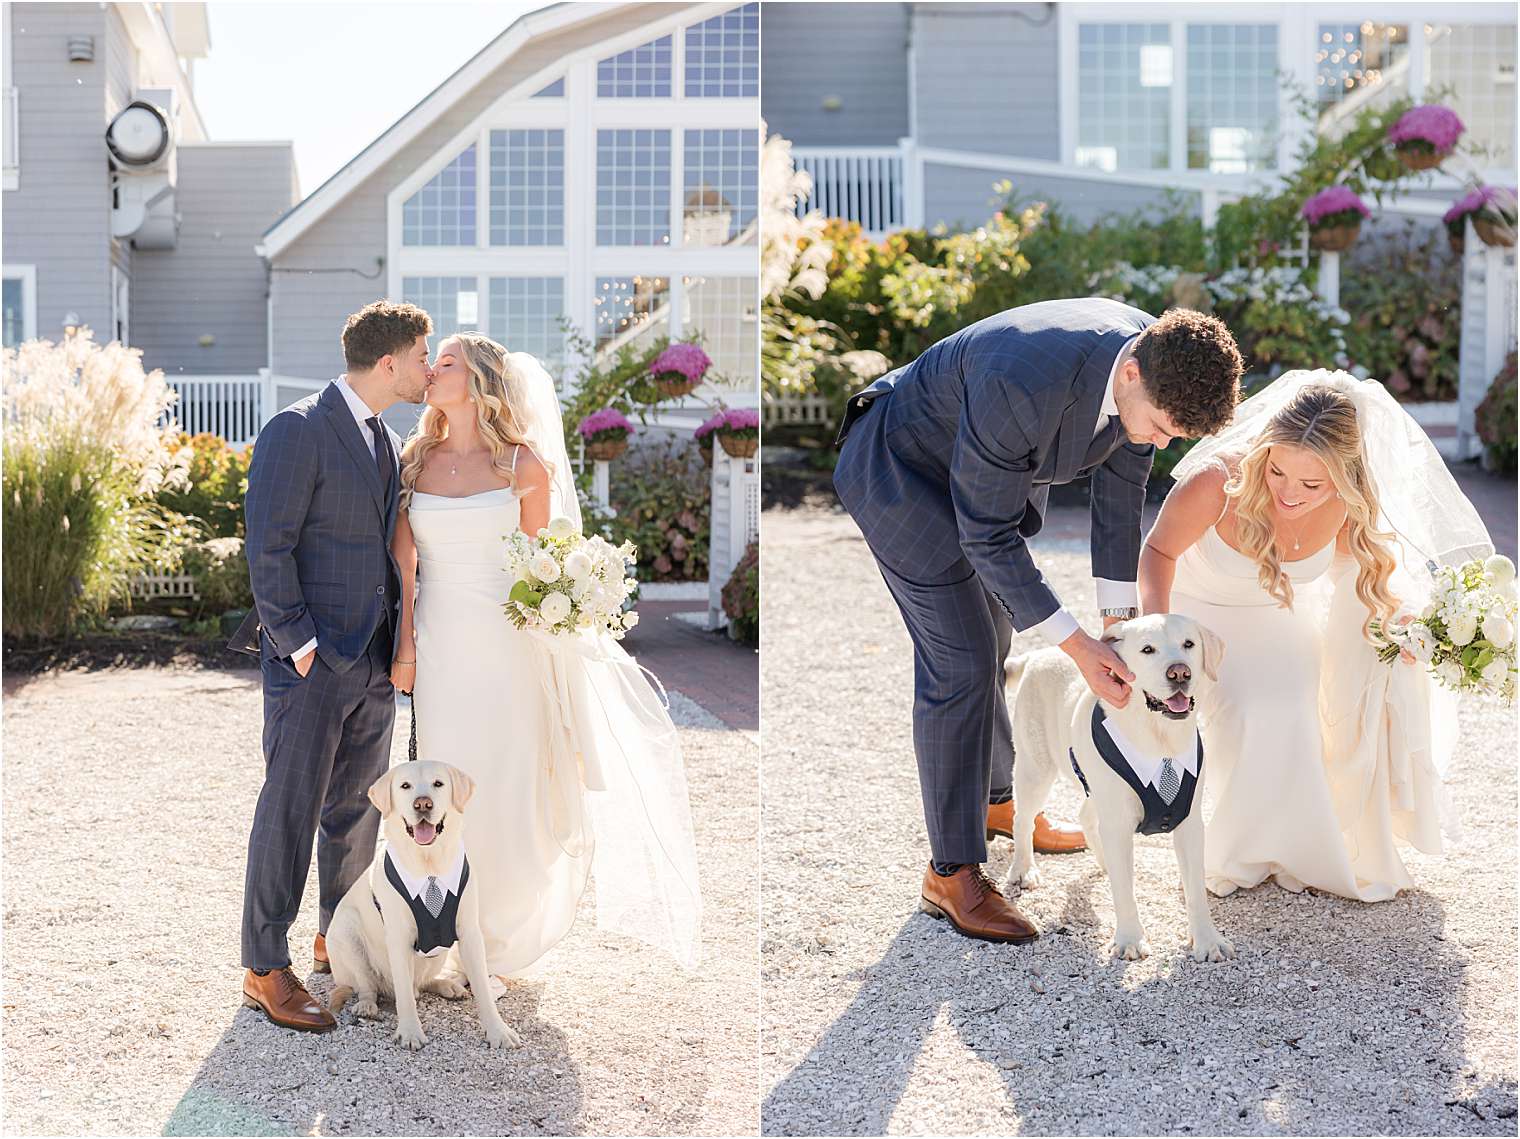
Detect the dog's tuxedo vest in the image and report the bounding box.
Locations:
[373,851,471,956]
[1069,704,1202,835]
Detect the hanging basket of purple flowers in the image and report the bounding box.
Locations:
[693,411,723,465]
[578,407,634,462]
[649,343,713,400]
[712,407,760,459]
[1301,186,1371,252]
[1445,185,1518,251]
[1387,105,1465,171]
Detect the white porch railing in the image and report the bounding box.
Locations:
[707,444,759,632]
[792,146,909,237]
[762,391,837,431]
[164,374,266,444]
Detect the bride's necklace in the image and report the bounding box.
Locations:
[1279,510,1309,553]
[440,447,489,477]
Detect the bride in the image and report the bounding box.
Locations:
[1138,370,1493,901]
[386,332,702,994]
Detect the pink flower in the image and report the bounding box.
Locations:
[650,343,713,383]
[577,408,633,438]
[1444,185,1518,225]
[716,408,759,433]
[1388,105,1465,152]
[1301,186,1371,226]
[694,411,724,441]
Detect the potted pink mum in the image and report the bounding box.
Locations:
[712,407,760,459]
[1445,185,1518,251]
[693,411,723,466]
[578,407,634,462]
[1302,186,1371,252]
[649,342,713,400]
[1388,105,1465,171]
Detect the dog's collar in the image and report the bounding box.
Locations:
[1098,707,1200,792]
[383,842,466,902]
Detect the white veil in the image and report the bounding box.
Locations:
[1174,368,1495,580]
[508,351,704,969]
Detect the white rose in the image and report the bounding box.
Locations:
[571,577,592,602]
[564,551,593,582]
[530,551,561,583]
[539,590,571,625]
[589,584,612,613]
[1447,613,1478,646]
[1436,660,1465,688]
[548,516,578,540]
[575,610,594,630]
[1484,555,1516,586]
[1406,623,1438,663]
[1482,615,1514,650]
[622,611,640,630]
[1481,658,1511,688]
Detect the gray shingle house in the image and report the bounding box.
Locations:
[760,1,1517,458]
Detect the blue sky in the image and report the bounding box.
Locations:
[194,1,549,195]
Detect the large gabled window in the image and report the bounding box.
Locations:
[402,146,477,246]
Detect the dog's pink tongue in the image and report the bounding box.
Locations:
[1164,692,1192,713]
[412,820,437,846]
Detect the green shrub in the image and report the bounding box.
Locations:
[606,439,711,582]
[1476,351,1518,472]
[2,331,189,639]
[722,540,758,645]
[182,536,254,615]
[156,432,252,538]
[1340,219,1461,401]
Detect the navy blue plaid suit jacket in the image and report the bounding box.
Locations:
[244,381,403,672]
[834,298,1157,632]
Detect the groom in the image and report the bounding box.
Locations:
[238,300,431,1030]
[834,298,1242,943]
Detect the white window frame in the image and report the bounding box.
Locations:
[385,2,759,402]
[111,265,130,346]
[1058,2,1516,189]
[3,264,37,345]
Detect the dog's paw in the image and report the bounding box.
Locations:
[394,1022,428,1051]
[1107,933,1150,961]
[485,1021,522,1050]
[351,994,381,1020]
[423,976,469,1000]
[1189,930,1236,963]
[1009,862,1043,891]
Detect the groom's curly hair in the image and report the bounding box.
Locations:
[1132,309,1243,437]
[341,301,434,371]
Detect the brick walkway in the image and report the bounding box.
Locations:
[624,600,758,733]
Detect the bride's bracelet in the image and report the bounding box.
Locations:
[394,659,416,665]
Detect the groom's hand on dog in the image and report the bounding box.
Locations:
[1059,629,1135,707]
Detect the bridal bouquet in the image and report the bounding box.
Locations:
[1376,554,1517,702]
[503,517,640,639]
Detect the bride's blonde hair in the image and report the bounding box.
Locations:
[399,333,550,508]
[1224,384,1399,641]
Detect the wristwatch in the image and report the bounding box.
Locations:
[1100,607,1139,620]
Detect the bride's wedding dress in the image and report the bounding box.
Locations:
[410,486,590,973]
[408,441,702,976]
[1171,522,1457,901]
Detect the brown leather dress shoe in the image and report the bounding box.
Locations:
[241,967,336,1032]
[985,800,1088,854]
[919,863,1038,943]
[313,932,330,974]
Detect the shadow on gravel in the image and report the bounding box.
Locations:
[164,978,583,1136]
[764,872,1516,1136]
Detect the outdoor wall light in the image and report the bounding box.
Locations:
[62,312,81,334]
[821,95,842,112]
[198,333,215,347]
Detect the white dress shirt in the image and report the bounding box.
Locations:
[288,376,388,662]
[1028,336,1141,646]
[1099,715,1201,791]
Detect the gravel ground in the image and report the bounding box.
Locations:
[761,504,1518,1137]
[2,668,758,1136]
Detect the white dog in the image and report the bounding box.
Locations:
[1004,614,1235,963]
[326,760,519,1050]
